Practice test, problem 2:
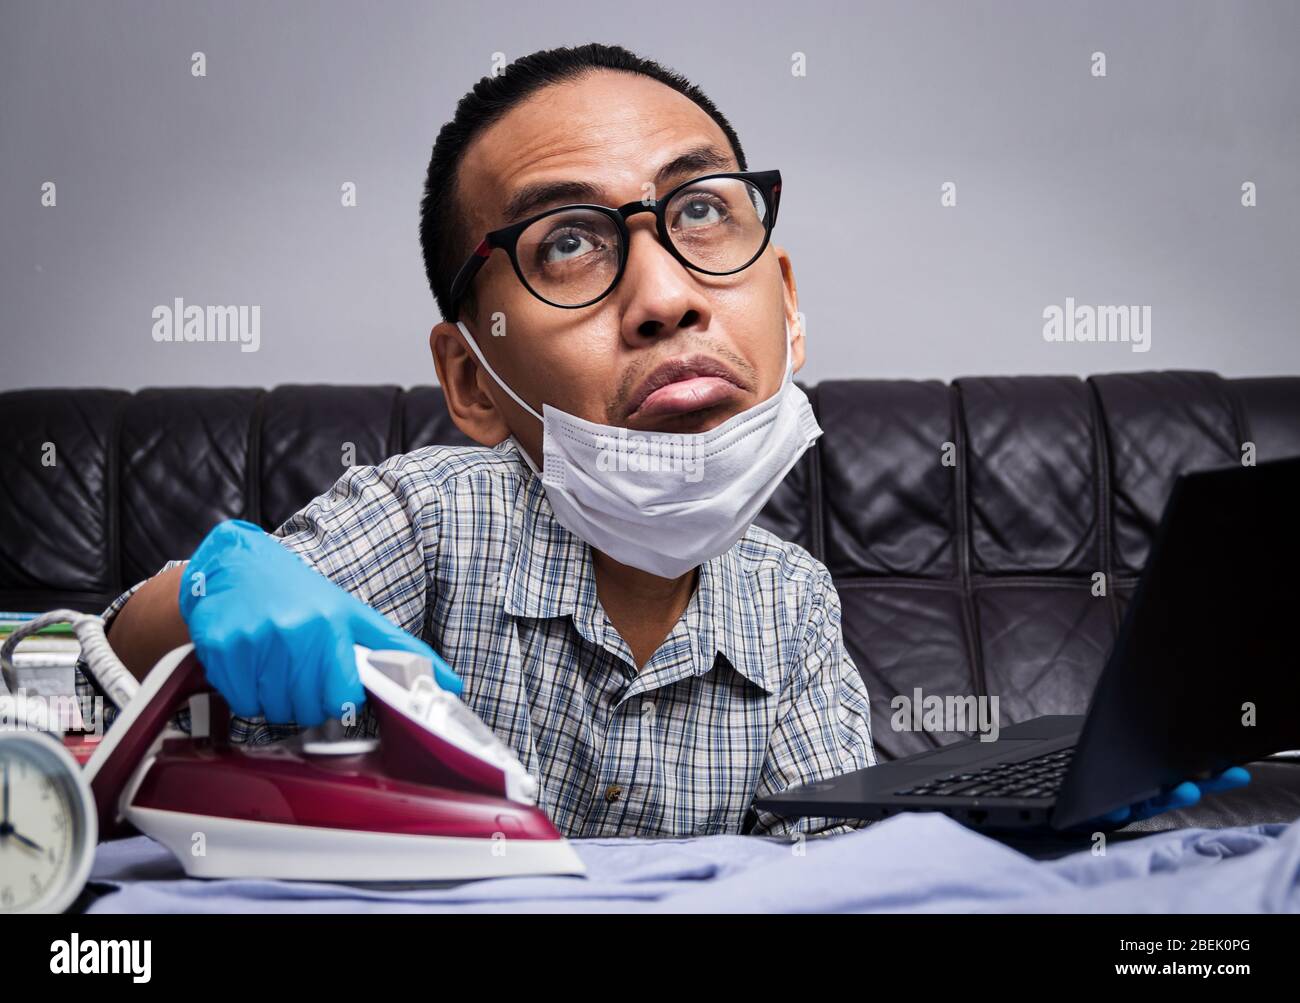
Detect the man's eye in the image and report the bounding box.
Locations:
[538,227,604,264]
[673,195,727,230]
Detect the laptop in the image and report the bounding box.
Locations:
[756,456,1300,832]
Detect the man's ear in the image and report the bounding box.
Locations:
[429,321,511,446]
[774,245,806,373]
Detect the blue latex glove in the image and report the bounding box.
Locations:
[1081,766,1252,830]
[178,519,461,726]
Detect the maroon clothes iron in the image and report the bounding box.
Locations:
[80,642,584,882]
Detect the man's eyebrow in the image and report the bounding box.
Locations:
[497,145,737,226]
[651,145,736,189]
[500,179,604,227]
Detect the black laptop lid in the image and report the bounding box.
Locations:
[1051,457,1300,829]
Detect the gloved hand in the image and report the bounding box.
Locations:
[177,519,461,727]
[1081,766,1252,830]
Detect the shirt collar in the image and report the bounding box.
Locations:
[498,437,773,694]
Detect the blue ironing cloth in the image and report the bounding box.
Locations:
[86,812,1300,913]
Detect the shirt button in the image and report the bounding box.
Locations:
[604,784,623,803]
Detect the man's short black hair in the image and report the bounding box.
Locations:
[419,42,749,323]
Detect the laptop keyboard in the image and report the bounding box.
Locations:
[895,746,1075,799]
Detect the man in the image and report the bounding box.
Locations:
[87,43,875,839]
[85,43,1240,840]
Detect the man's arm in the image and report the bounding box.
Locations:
[105,565,191,682]
[749,565,877,839]
[83,455,442,732]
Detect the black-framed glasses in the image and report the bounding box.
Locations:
[449,169,781,313]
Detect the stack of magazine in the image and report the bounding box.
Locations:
[0,611,83,697]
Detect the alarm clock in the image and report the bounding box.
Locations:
[0,729,97,913]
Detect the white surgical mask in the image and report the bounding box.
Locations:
[455,318,822,579]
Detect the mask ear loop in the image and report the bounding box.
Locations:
[455,320,544,475]
[455,320,545,423]
[782,316,796,382]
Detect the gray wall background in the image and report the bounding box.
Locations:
[2,0,1297,391]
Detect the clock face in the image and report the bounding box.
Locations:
[0,732,96,914]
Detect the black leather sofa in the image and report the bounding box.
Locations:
[3,370,1298,830]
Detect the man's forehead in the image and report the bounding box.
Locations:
[458,72,738,229]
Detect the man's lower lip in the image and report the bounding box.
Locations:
[631,377,742,419]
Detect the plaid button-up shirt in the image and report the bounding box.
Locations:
[78,437,876,838]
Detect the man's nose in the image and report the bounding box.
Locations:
[617,218,712,344]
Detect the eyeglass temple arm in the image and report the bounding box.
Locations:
[449,238,493,315]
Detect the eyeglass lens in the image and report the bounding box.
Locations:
[514,177,769,306]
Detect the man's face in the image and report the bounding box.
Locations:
[431,70,804,461]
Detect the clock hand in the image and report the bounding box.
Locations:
[0,762,43,853]
[9,829,44,853]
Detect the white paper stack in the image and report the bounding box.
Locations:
[1,619,83,697]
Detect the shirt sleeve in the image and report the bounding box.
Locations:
[75,455,437,743]
[269,458,437,644]
[748,565,878,839]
